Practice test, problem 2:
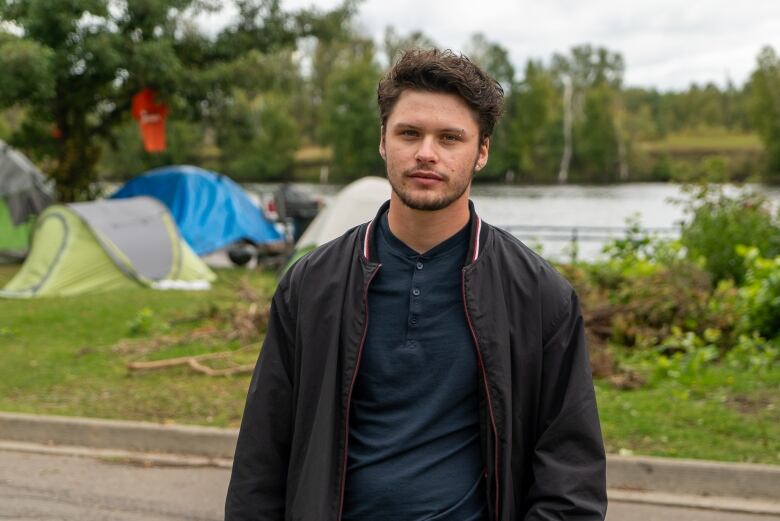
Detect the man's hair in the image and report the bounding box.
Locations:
[377,48,504,142]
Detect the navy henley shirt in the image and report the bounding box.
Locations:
[342,211,487,521]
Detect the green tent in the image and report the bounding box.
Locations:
[0,199,33,261]
[1,197,215,298]
[0,139,54,261]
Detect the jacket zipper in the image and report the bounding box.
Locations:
[462,269,500,521]
[336,266,380,520]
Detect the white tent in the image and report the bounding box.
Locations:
[297,176,390,249]
[287,177,390,267]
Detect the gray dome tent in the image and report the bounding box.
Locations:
[1,197,216,298]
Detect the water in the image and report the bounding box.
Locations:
[246,182,780,262]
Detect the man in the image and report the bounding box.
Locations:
[226,49,607,521]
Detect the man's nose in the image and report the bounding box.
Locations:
[414,136,438,163]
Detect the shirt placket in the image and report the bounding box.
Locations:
[408,256,424,331]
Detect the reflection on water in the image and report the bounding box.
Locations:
[469,184,682,261]
[246,182,780,262]
[470,183,780,261]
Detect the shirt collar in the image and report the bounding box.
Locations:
[362,200,485,266]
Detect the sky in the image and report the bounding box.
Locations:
[201,0,780,91]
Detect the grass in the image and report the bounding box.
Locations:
[639,131,762,153]
[597,366,779,464]
[1,263,778,463]
[0,264,277,427]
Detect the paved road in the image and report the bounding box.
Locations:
[0,450,775,521]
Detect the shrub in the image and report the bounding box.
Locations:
[574,222,732,352]
[649,327,720,384]
[737,247,780,340]
[679,185,780,284]
[126,307,169,337]
[608,260,714,349]
[725,333,779,373]
[586,216,680,291]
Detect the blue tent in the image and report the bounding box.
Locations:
[111,165,282,255]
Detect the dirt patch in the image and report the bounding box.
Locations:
[725,393,774,415]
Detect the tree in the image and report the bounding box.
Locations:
[747,45,780,177]
[575,82,620,181]
[0,0,354,200]
[292,6,363,147]
[382,26,436,67]
[491,60,557,181]
[464,33,515,92]
[97,118,206,181]
[321,42,383,181]
[551,45,624,182]
[219,92,300,181]
[459,34,516,181]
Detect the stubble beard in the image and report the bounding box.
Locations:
[389,158,479,212]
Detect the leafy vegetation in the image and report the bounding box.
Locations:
[1,188,778,462]
[679,185,780,283]
[748,46,780,178]
[2,2,780,193]
[550,186,780,462]
[0,0,355,199]
[738,247,780,340]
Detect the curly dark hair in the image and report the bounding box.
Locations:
[377,48,505,142]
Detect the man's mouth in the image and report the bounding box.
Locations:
[409,170,444,181]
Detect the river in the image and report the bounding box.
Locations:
[248,182,780,262]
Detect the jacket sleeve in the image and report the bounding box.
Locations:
[225,286,296,521]
[524,290,607,520]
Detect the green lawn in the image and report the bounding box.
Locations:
[639,132,762,153]
[597,367,779,464]
[1,263,778,463]
[0,264,276,427]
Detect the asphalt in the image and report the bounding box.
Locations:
[1,411,778,515]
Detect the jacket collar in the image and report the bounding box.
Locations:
[361,200,487,266]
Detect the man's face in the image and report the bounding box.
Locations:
[380,90,489,212]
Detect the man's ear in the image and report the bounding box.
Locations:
[476,137,490,171]
[379,125,386,160]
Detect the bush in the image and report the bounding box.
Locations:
[725,333,779,373]
[574,220,745,354]
[649,327,720,384]
[126,307,169,337]
[679,185,780,284]
[586,216,681,291]
[607,261,716,349]
[737,247,780,340]
[562,210,779,386]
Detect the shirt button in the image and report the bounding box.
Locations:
[412,288,420,296]
[410,317,418,325]
[416,262,423,270]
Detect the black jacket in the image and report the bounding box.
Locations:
[226,201,607,521]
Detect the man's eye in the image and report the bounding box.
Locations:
[442,134,459,143]
[401,130,418,137]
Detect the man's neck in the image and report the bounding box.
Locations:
[386,195,471,254]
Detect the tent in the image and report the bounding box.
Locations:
[1,197,215,298]
[111,165,283,255]
[287,176,390,267]
[0,140,54,260]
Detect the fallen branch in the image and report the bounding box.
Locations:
[127,350,232,371]
[187,358,255,376]
[126,344,257,376]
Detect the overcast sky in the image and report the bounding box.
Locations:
[203,0,780,91]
